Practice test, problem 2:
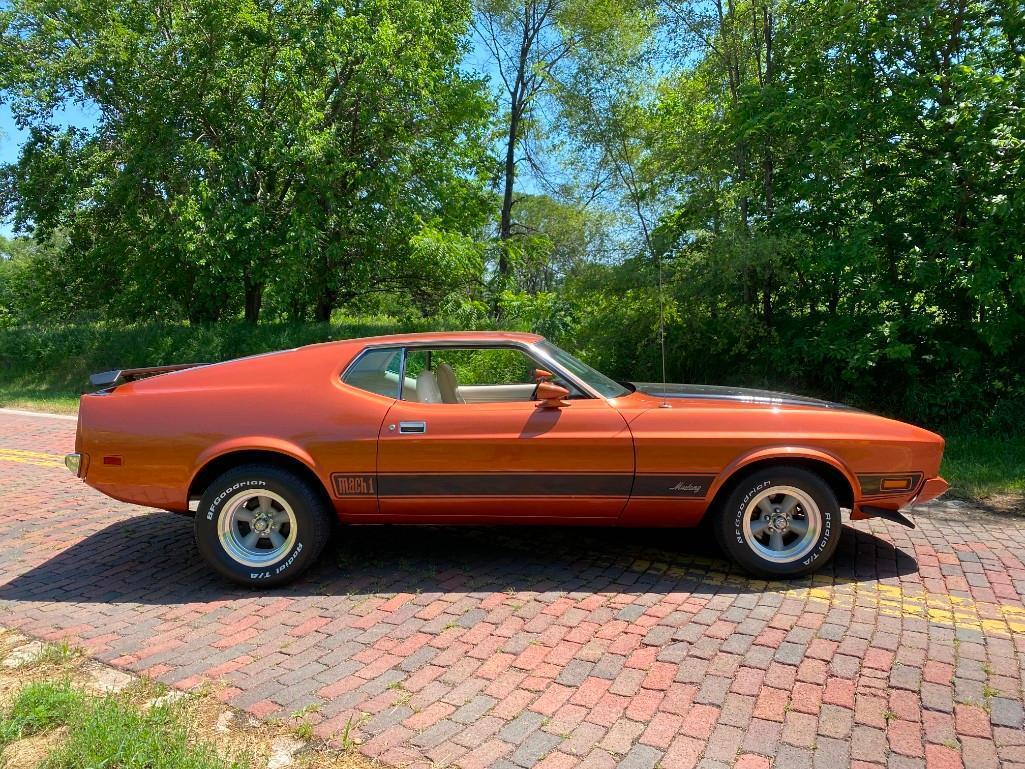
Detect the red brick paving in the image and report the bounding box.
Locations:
[1,409,1024,768]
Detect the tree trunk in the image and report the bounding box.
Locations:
[243,277,263,324]
[499,101,521,258]
[314,287,336,322]
[498,68,528,278]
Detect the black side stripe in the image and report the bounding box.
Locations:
[370,473,716,499]
[378,473,632,497]
[630,474,717,499]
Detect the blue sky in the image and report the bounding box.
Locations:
[0,105,24,237]
[1,101,97,237]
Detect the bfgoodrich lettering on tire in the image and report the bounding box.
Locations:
[714,466,841,578]
[195,464,331,587]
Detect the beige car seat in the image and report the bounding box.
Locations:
[435,363,464,404]
[415,371,442,403]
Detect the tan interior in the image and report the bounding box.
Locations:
[435,363,465,404]
[402,367,538,404]
[415,371,442,403]
[457,384,537,403]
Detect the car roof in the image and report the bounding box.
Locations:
[322,330,545,347]
[117,331,547,393]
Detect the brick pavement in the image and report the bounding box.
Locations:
[0,409,1023,768]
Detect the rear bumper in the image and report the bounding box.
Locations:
[64,452,88,478]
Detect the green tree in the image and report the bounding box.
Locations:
[0,233,67,326]
[501,193,620,293]
[644,0,1025,421]
[0,0,492,323]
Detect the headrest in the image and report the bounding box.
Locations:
[435,363,464,404]
[416,371,442,403]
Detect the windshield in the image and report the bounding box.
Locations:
[534,341,631,399]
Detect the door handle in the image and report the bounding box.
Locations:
[398,421,427,434]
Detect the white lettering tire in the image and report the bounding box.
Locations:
[714,466,841,578]
[195,464,331,587]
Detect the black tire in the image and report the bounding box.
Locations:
[714,466,841,578]
[194,464,331,587]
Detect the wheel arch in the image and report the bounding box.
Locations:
[706,448,856,518]
[188,443,332,510]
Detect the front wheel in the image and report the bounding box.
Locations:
[714,466,841,578]
[195,464,332,587]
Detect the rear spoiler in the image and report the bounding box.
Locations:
[89,363,208,388]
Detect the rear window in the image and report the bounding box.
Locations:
[341,348,403,398]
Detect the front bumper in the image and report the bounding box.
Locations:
[911,476,950,506]
[850,476,949,527]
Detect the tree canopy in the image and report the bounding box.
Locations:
[1,0,492,322]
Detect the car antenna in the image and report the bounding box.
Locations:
[657,246,671,408]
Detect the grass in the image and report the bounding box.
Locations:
[942,432,1025,502]
[0,316,436,414]
[290,703,321,740]
[0,680,83,748]
[34,641,80,666]
[0,627,375,769]
[0,316,431,411]
[0,387,80,414]
[0,680,241,769]
[46,690,244,769]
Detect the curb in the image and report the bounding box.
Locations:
[0,407,78,421]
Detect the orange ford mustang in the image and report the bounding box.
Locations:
[65,331,948,586]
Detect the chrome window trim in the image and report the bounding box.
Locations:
[397,346,409,401]
[341,339,603,401]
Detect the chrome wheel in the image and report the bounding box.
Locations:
[217,490,297,568]
[741,485,821,564]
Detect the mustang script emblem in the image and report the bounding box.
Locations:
[669,481,703,494]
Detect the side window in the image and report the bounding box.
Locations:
[341,348,403,398]
[402,347,580,404]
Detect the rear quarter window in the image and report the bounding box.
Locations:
[341,348,403,398]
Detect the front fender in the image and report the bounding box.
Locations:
[709,445,859,503]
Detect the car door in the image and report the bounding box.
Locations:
[375,347,635,521]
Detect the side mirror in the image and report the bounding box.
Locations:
[535,381,570,408]
[533,368,554,383]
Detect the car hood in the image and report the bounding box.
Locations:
[631,382,855,410]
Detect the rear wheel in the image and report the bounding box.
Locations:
[715,466,841,578]
[195,464,331,587]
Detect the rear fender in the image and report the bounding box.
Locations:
[189,437,322,498]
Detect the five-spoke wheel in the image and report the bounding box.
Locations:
[741,485,822,564]
[218,491,298,568]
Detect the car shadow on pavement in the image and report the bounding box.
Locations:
[0,512,918,606]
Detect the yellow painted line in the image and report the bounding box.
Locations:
[648,556,1025,637]
[0,447,64,468]
[793,582,1025,636]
